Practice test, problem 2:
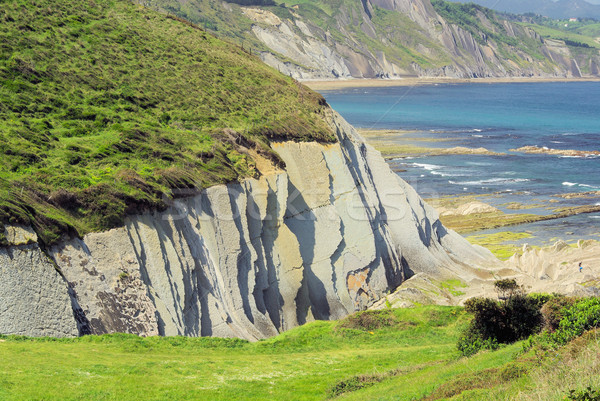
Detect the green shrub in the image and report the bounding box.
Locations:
[528,292,555,309]
[494,278,523,300]
[527,297,600,351]
[458,295,543,356]
[567,386,600,401]
[540,296,577,331]
[552,297,600,345]
[457,328,499,357]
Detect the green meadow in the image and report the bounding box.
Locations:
[1,306,598,400]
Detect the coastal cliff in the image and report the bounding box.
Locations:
[0,113,493,339]
[142,0,600,80]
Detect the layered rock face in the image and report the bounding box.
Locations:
[241,0,598,79]
[0,113,493,340]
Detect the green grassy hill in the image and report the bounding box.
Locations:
[1,305,598,400]
[0,0,334,245]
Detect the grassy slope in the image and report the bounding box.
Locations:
[576,23,600,38]
[0,306,500,400]
[0,0,334,245]
[2,306,596,400]
[519,22,600,49]
[141,0,267,50]
[524,17,600,41]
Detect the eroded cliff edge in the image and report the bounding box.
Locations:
[0,113,494,340]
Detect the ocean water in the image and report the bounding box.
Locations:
[320,82,600,243]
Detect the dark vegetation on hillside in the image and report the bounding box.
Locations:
[458,279,600,357]
[224,0,276,6]
[0,0,334,245]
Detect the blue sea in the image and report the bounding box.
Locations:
[320,82,600,244]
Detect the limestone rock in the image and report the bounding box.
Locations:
[0,244,79,337]
[3,225,38,246]
[0,111,496,339]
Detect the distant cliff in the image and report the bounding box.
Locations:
[0,112,494,339]
[142,0,600,79]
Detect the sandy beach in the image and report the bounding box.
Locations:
[303,76,600,90]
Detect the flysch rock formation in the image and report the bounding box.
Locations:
[508,240,600,296]
[373,238,600,310]
[239,0,599,80]
[0,112,496,340]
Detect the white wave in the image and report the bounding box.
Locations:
[454,178,530,186]
[431,170,472,178]
[466,161,493,166]
[472,134,484,138]
[411,163,443,171]
[562,182,600,191]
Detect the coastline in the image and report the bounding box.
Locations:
[303,76,600,90]
[355,127,600,256]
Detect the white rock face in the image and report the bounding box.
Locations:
[0,243,80,337]
[0,112,493,339]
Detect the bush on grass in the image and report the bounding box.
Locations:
[540,296,577,331]
[458,293,544,356]
[526,297,600,351]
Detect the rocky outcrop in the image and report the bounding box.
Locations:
[438,201,500,217]
[511,145,600,158]
[0,112,494,340]
[508,240,600,296]
[0,227,80,337]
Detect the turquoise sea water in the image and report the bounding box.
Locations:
[320,82,600,243]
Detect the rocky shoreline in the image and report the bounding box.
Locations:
[512,145,600,158]
[305,77,600,91]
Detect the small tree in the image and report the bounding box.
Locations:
[494,279,523,301]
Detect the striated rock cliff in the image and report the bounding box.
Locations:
[143,0,600,80]
[0,113,494,339]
